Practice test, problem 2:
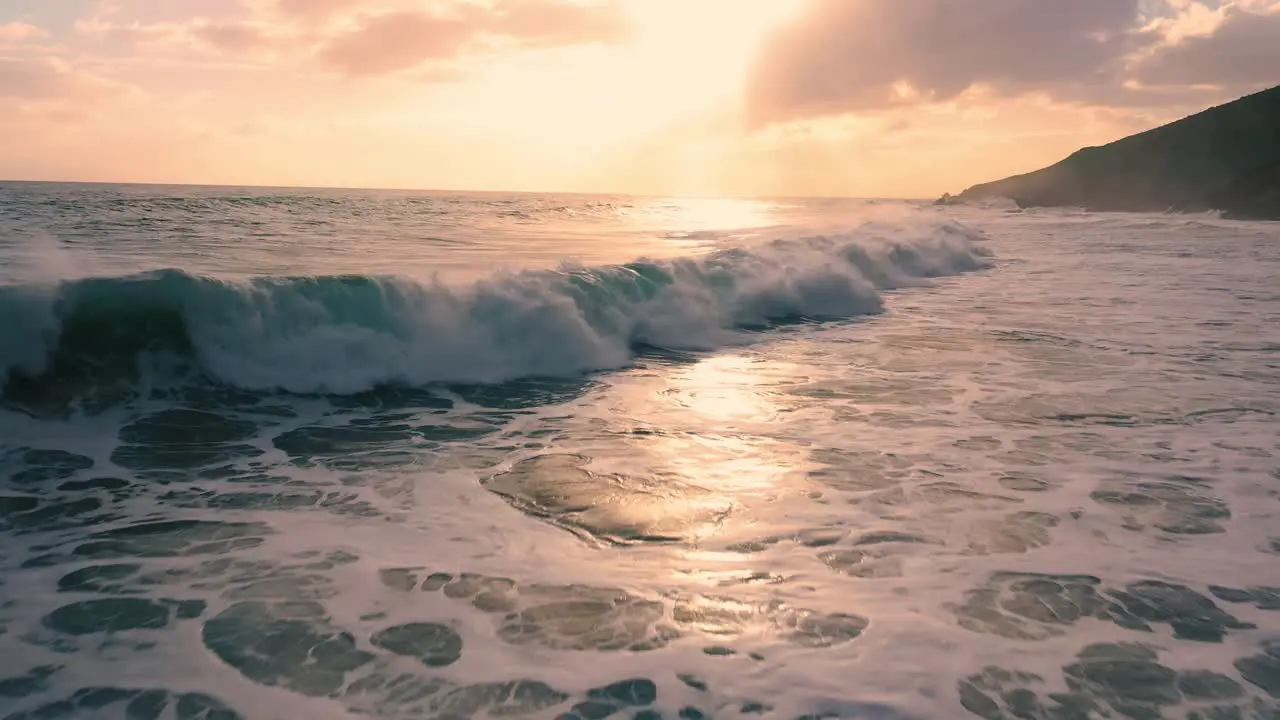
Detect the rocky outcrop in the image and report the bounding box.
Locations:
[944,86,1280,220]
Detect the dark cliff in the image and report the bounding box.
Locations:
[942,85,1280,219]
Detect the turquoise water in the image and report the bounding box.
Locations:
[1,183,1278,719]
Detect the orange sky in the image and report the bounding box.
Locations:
[0,0,1276,197]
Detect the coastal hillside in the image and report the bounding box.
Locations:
[942,85,1280,219]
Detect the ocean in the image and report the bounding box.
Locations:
[1,182,1277,720]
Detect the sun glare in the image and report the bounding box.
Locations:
[624,0,807,103]
[626,0,807,70]
[624,197,782,232]
[453,0,806,137]
[436,0,808,191]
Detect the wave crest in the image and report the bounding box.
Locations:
[1,221,992,398]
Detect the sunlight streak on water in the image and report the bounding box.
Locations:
[622,196,789,234]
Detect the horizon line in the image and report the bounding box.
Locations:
[0,178,926,203]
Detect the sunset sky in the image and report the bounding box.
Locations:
[1,0,1277,197]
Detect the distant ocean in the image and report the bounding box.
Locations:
[1,182,1277,719]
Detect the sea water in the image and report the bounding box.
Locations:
[1,182,1277,719]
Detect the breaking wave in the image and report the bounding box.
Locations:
[1,221,992,399]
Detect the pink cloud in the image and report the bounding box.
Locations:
[0,22,50,42]
[1134,4,1280,87]
[749,0,1149,125]
[0,56,118,101]
[316,1,629,76]
[190,21,274,54]
[274,0,365,23]
[67,1,627,77]
[490,0,629,47]
[73,16,189,51]
[319,11,474,75]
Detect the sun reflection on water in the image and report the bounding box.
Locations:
[623,196,790,234]
[594,353,817,544]
[663,353,804,424]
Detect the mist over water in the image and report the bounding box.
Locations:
[1,183,1278,719]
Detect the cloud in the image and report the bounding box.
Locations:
[317,1,628,76]
[489,0,629,48]
[0,56,119,102]
[0,22,50,43]
[189,21,273,54]
[1140,0,1229,44]
[86,0,245,25]
[748,0,1149,124]
[273,0,364,24]
[75,12,297,60]
[318,10,475,75]
[70,0,628,77]
[1134,4,1280,86]
[73,16,190,52]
